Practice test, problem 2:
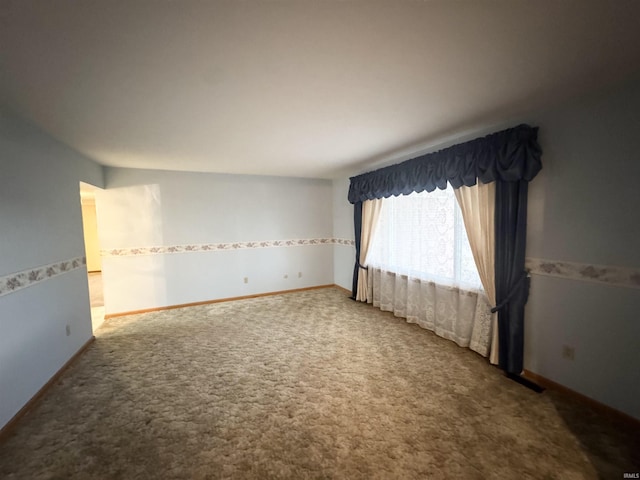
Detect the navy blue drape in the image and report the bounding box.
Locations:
[494,180,530,374]
[347,124,542,374]
[351,201,363,299]
[348,124,541,204]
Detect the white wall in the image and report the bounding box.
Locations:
[0,108,104,429]
[81,200,102,272]
[97,168,334,314]
[523,79,640,419]
[332,177,355,291]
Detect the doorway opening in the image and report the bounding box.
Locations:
[80,182,105,332]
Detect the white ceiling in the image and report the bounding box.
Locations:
[2,1,640,178]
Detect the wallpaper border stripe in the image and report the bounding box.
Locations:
[0,256,86,298]
[526,257,640,289]
[101,238,355,257]
[2,251,636,298]
[100,240,639,288]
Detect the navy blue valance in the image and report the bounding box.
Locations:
[348,124,542,204]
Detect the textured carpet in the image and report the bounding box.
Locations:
[1,288,638,479]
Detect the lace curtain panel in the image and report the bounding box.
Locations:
[364,187,493,357]
[367,268,493,356]
[365,188,481,287]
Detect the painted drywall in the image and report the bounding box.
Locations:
[97,168,334,314]
[0,108,104,429]
[81,200,102,272]
[523,79,640,419]
[332,177,355,291]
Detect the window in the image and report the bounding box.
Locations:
[366,185,482,289]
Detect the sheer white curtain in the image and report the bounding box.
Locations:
[365,187,493,356]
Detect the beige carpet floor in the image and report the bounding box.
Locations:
[1,288,638,479]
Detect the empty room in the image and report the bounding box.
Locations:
[1,1,639,478]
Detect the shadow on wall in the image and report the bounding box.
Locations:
[94,184,166,315]
[546,390,640,477]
